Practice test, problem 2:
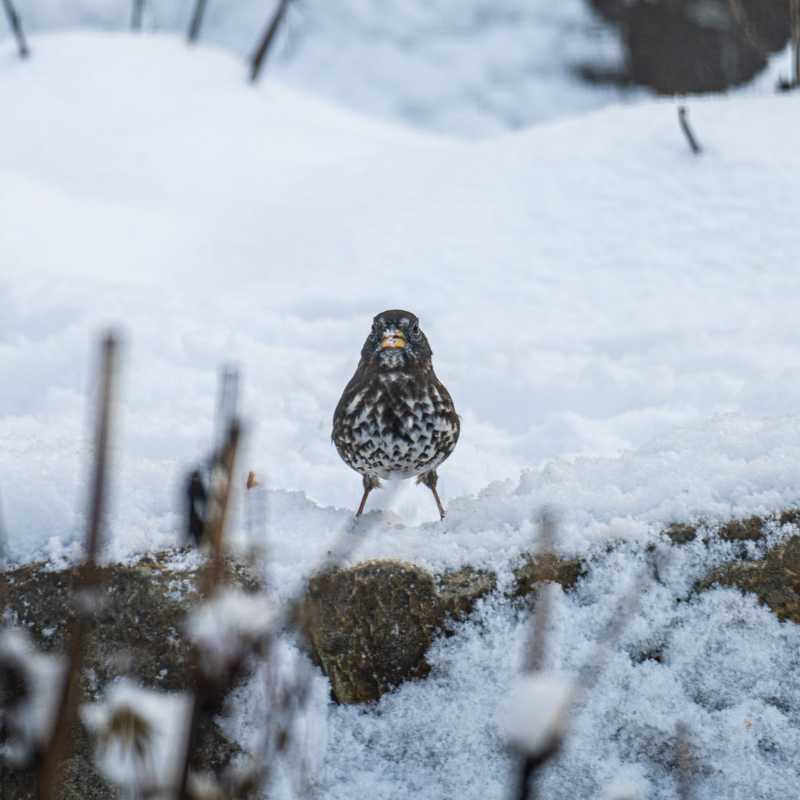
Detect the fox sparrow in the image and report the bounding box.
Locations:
[332,309,460,519]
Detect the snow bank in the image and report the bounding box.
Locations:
[3,33,800,576]
[3,31,800,800]
[0,0,630,136]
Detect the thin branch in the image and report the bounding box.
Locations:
[678,106,702,156]
[130,0,145,31]
[187,0,208,44]
[514,511,559,800]
[249,0,293,83]
[675,722,696,800]
[37,333,119,800]
[1,0,29,59]
[792,0,800,87]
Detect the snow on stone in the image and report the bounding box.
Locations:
[0,628,64,764]
[80,680,191,792]
[186,587,275,675]
[496,672,574,756]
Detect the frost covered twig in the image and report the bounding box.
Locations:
[1,0,29,58]
[249,0,294,83]
[82,681,192,796]
[0,629,65,766]
[37,333,119,800]
[677,107,702,156]
[507,510,567,800]
[187,0,207,43]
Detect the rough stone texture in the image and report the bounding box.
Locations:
[719,515,765,542]
[301,561,443,704]
[437,567,496,621]
[664,522,698,545]
[511,552,584,599]
[300,555,582,704]
[697,535,800,623]
[0,551,255,799]
[665,509,800,546]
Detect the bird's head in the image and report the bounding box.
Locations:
[360,309,432,371]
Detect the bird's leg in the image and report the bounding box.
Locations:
[417,470,446,520]
[356,474,381,517]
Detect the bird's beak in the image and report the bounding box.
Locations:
[381,329,406,349]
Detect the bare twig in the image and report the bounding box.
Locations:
[187,0,208,44]
[1,0,29,58]
[0,492,7,570]
[792,0,800,87]
[37,333,119,800]
[675,722,696,800]
[130,0,145,31]
[678,106,702,156]
[214,365,240,451]
[249,0,293,83]
[514,510,560,800]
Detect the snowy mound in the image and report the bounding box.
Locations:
[3,34,800,571]
[4,31,800,800]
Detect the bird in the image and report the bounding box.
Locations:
[332,309,460,519]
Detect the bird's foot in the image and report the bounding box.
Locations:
[417,470,446,520]
[356,475,381,517]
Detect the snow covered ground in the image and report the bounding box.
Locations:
[3,0,630,136]
[3,31,800,800]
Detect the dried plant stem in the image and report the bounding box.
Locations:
[187,0,207,43]
[1,0,29,58]
[177,420,241,799]
[204,421,241,594]
[130,0,144,31]
[514,511,559,800]
[678,106,702,155]
[675,723,696,800]
[249,0,293,83]
[37,334,119,800]
[792,0,800,86]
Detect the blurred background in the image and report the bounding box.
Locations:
[2,0,795,136]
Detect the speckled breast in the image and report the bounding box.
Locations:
[333,372,459,480]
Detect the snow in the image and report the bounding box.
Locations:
[1,0,631,137]
[80,679,192,791]
[2,29,800,800]
[0,628,64,764]
[186,587,275,676]
[496,672,574,755]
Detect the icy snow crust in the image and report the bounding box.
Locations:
[3,33,800,799]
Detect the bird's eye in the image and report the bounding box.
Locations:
[371,321,381,339]
[410,322,421,339]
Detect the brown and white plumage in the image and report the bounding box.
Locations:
[332,309,459,518]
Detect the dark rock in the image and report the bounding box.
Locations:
[300,561,442,704]
[511,552,584,599]
[0,551,254,799]
[437,567,496,621]
[697,535,800,623]
[664,522,698,545]
[587,0,791,94]
[301,554,583,704]
[719,515,764,542]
